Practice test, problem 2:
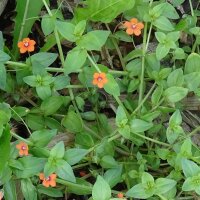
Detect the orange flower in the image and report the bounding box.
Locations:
[16,142,29,156]
[92,72,108,88]
[39,173,57,187]
[0,191,3,200]
[117,193,124,198]
[123,18,144,36]
[18,38,36,53]
[79,171,86,177]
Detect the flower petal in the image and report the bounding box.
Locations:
[27,45,34,52]
[29,40,36,46]
[133,29,141,36]
[123,21,131,28]
[43,180,50,187]
[39,173,45,180]
[137,22,144,29]
[126,28,134,35]
[93,73,100,79]
[20,47,28,54]
[130,18,138,24]
[97,82,104,88]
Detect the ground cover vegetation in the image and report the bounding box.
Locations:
[1,0,200,199]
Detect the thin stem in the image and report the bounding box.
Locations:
[188,126,200,137]
[6,61,128,75]
[192,37,198,52]
[10,107,32,135]
[105,24,126,70]
[83,124,101,139]
[54,28,65,67]
[18,0,30,42]
[145,23,153,52]
[87,53,101,72]
[11,131,33,145]
[132,131,170,147]
[42,0,65,67]
[133,82,156,114]
[138,22,148,108]
[189,0,194,16]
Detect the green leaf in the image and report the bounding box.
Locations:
[104,74,120,96]
[155,178,176,195]
[28,53,58,75]
[0,63,6,90]
[153,16,174,31]
[0,50,10,62]
[155,32,166,43]
[156,43,170,60]
[182,159,200,178]
[64,148,89,165]
[15,157,46,178]
[118,125,130,139]
[116,105,128,127]
[164,86,188,103]
[142,172,154,184]
[37,185,63,198]
[3,179,17,200]
[182,176,197,191]
[76,30,110,51]
[126,183,153,199]
[151,86,163,105]
[30,129,57,147]
[56,160,76,183]
[185,53,200,74]
[36,85,52,100]
[50,141,65,159]
[64,48,87,74]
[56,20,77,42]
[169,110,182,125]
[184,72,200,91]
[92,175,111,200]
[181,138,192,158]
[21,179,37,200]
[167,69,184,87]
[12,0,44,58]
[40,96,64,116]
[100,155,118,169]
[104,166,122,188]
[74,0,135,23]
[130,119,153,133]
[62,110,83,133]
[0,126,10,173]
[74,20,87,36]
[166,126,183,144]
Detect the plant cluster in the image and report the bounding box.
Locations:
[1,0,200,199]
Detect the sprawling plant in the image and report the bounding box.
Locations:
[0,0,200,199]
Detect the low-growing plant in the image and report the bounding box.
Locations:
[1,0,200,199]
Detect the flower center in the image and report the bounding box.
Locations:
[46,176,51,181]
[21,145,26,150]
[97,77,103,82]
[132,24,137,29]
[23,42,29,47]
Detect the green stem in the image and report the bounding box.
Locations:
[105,23,126,70]
[18,0,30,42]
[192,37,198,52]
[188,126,200,137]
[138,22,148,108]
[114,96,129,117]
[11,131,33,145]
[10,107,32,135]
[6,61,29,68]
[87,53,101,72]
[189,0,194,16]
[132,132,170,147]
[54,28,65,67]
[108,133,121,142]
[6,61,128,75]
[133,82,156,114]
[145,23,153,52]
[42,0,65,67]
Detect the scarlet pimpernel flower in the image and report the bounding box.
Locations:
[92,72,108,88]
[0,191,3,200]
[39,173,57,188]
[18,38,36,53]
[117,193,124,198]
[123,18,144,36]
[16,142,29,156]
